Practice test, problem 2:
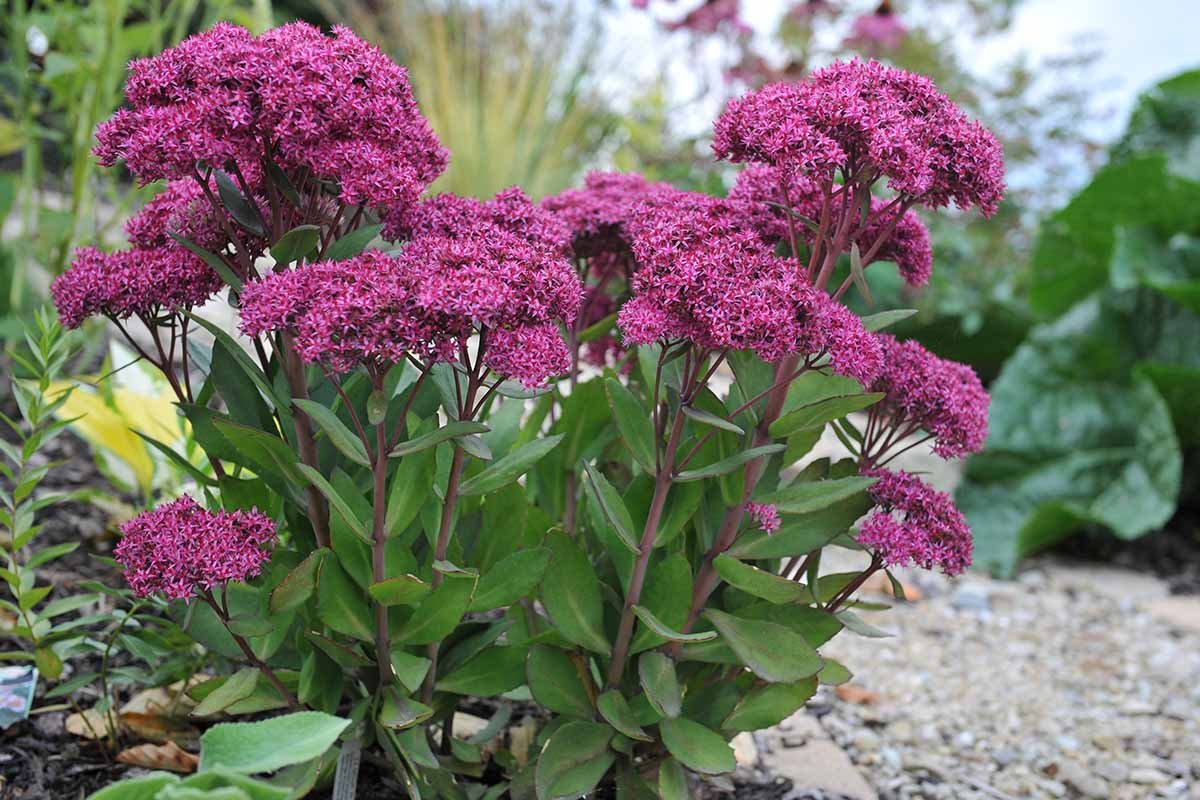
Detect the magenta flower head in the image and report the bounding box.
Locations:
[115,496,276,600]
[730,164,934,287]
[746,503,781,534]
[867,334,989,460]
[542,171,674,259]
[858,468,972,576]
[713,60,1005,216]
[94,22,446,211]
[384,186,572,256]
[52,180,227,329]
[846,6,908,51]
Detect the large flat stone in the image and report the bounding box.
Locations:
[1145,595,1200,634]
[761,738,878,800]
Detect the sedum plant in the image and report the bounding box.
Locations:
[54,25,1002,799]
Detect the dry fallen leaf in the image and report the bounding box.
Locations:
[65,708,115,740]
[120,711,200,746]
[835,684,882,705]
[116,740,198,773]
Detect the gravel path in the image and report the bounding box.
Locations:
[801,557,1200,799]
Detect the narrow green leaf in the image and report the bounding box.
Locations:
[318,558,374,641]
[605,378,657,473]
[675,444,785,482]
[170,232,243,291]
[577,312,618,343]
[638,652,681,718]
[849,242,873,305]
[580,462,638,554]
[659,758,689,800]
[324,223,384,262]
[296,464,369,543]
[458,434,564,496]
[294,399,370,467]
[437,646,528,696]
[712,555,808,604]
[769,394,884,439]
[385,438,435,537]
[631,606,716,643]
[860,309,917,332]
[393,572,476,645]
[469,547,550,611]
[658,717,734,775]
[389,421,489,457]
[721,678,818,731]
[378,687,434,730]
[681,405,743,435]
[191,667,258,717]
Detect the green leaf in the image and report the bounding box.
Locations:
[458,434,564,496]
[578,312,618,343]
[605,378,657,473]
[703,609,823,683]
[675,444,785,482]
[728,494,872,560]
[713,555,808,604]
[214,170,266,236]
[721,678,818,731]
[293,399,370,467]
[324,223,384,262]
[378,687,433,730]
[296,464,369,543]
[269,548,328,614]
[437,646,528,695]
[271,225,320,265]
[393,571,476,645]
[539,533,611,655]
[958,290,1187,575]
[170,232,243,291]
[185,313,290,418]
[86,773,180,799]
[580,462,638,554]
[769,394,884,439]
[756,475,877,515]
[860,309,918,331]
[191,668,258,717]
[389,421,489,457]
[526,645,594,718]
[658,717,734,775]
[681,404,743,434]
[818,659,852,686]
[638,652,681,718]
[385,442,435,536]
[630,555,695,653]
[596,691,652,742]
[469,547,550,611]
[658,758,689,800]
[198,711,351,773]
[631,606,716,643]
[534,721,614,800]
[318,558,374,641]
[848,242,873,305]
[368,574,431,607]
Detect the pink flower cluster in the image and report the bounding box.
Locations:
[541,171,671,259]
[115,496,276,599]
[242,189,582,385]
[713,60,1005,216]
[846,6,908,51]
[53,181,226,328]
[730,164,934,286]
[95,22,446,211]
[618,187,882,383]
[665,0,751,36]
[746,502,781,534]
[858,468,972,575]
[870,335,989,459]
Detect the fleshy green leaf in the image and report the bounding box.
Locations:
[631,606,716,643]
[658,758,689,800]
[681,405,743,434]
[638,652,681,718]
[459,434,564,496]
[675,444,784,482]
[393,571,476,645]
[469,547,550,611]
[539,533,611,655]
[269,548,329,614]
[605,378,657,473]
[703,609,823,683]
[368,574,431,607]
[721,678,818,731]
[534,720,614,800]
[324,223,384,262]
[198,711,350,773]
[712,555,808,604]
[271,225,320,265]
[437,646,527,696]
[580,462,638,554]
[769,394,884,439]
[294,399,369,467]
[755,475,877,515]
[860,309,918,331]
[596,691,652,742]
[317,558,374,641]
[526,645,594,719]
[658,717,734,775]
[389,421,489,457]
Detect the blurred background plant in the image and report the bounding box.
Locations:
[0,0,273,336]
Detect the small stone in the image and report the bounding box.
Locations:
[1092,734,1121,751]
[732,732,758,767]
[951,583,990,612]
[1095,761,1129,783]
[1055,734,1080,752]
[1121,701,1159,716]
[853,730,881,753]
[1058,760,1109,799]
[1129,767,1170,785]
[993,748,1019,767]
[953,731,975,748]
[888,721,914,743]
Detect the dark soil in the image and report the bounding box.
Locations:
[1047,511,1200,595]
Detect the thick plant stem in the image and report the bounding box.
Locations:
[606,410,687,689]
[421,444,468,703]
[281,336,331,549]
[202,592,299,710]
[373,419,392,685]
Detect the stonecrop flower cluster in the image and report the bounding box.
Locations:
[52,180,227,329]
[713,59,1005,215]
[866,334,990,461]
[858,469,972,576]
[94,22,447,210]
[115,497,276,600]
[242,188,582,385]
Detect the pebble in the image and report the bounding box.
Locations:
[1057,760,1109,799]
[1130,767,1170,785]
